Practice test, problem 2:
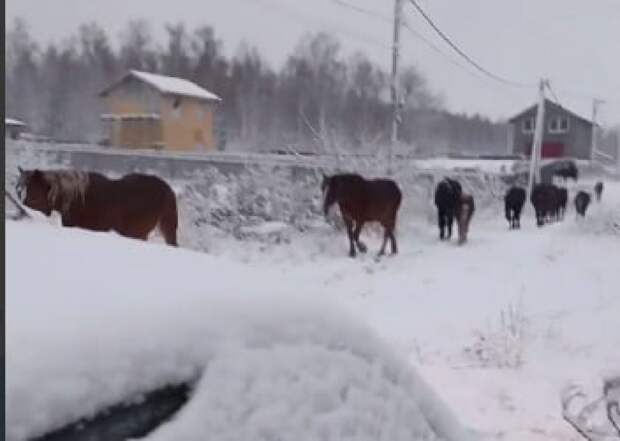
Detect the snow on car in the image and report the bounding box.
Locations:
[5,220,477,441]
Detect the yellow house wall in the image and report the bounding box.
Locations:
[160,96,216,152]
[102,80,217,151]
[102,95,163,148]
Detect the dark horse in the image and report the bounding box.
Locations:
[434,177,462,240]
[17,168,178,245]
[322,173,402,257]
[504,186,526,229]
[552,160,579,182]
[575,191,591,218]
[530,183,559,227]
[594,181,604,202]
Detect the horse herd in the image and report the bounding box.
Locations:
[14,167,605,258]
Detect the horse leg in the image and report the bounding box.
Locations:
[353,221,367,253]
[438,210,445,240]
[343,216,356,258]
[387,221,398,255]
[390,230,398,254]
[446,214,454,239]
[536,210,544,227]
[160,225,178,247]
[159,192,179,246]
[381,211,399,255]
[458,214,469,245]
[378,232,388,256]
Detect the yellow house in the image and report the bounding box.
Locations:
[99,70,221,151]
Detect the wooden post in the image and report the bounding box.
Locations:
[388,0,403,175]
[527,79,547,197]
[590,98,605,162]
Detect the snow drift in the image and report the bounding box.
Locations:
[5,220,477,441]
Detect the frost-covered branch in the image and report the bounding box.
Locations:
[561,383,620,441]
[604,376,620,437]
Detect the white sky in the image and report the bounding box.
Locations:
[6,0,620,125]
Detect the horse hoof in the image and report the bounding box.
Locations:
[358,243,368,253]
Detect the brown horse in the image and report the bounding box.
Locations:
[17,168,178,246]
[456,193,475,245]
[322,173,402,257]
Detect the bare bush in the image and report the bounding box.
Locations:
[463,301,527,369]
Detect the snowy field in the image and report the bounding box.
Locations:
[193,178,620,440]
[5,149,620,440]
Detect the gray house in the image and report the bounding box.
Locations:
[508,99,594,159]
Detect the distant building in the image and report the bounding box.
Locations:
[5,118,26,140]
[99,70,221,151]
[508,99,594,159]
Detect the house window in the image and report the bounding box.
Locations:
[522,118,535,133]
[172,98,182,119]
[549,116,569,134]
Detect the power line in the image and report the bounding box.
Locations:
[545,81,562,105]
[331,0,531,91]
[401,20,483,79]
[405,0,535,89]
[330,0,391,23]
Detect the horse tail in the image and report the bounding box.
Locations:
[505,200,511,222]
[159,185,178,246]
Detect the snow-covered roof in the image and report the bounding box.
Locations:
[5,118,26,127]
[100,113,161,120]
[101,70,221,102]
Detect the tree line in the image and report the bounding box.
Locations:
[5,18,512,154]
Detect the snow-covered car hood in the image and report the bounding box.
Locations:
[6,220,477,441]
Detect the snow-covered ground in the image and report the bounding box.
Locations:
[200,179,620,441]
[6,163,620,440]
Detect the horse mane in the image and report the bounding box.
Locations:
[43,170,90,213]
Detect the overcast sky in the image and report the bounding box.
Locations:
[6,0,620,125]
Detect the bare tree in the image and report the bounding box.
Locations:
[119,20,158,72]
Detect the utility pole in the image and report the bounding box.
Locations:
[590,98,605,162]
[527,78,547,198]
[388,0,403,174]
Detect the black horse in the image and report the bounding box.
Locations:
[322,173,402,257]
[575,191,591,217]
[531,183,559,227]
[594,181,604,202]
[434,178,462,240]
[504,186,526,229]
[553,160,579,182]
[555,187,568,220]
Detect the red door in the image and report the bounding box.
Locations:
[526,142,564,158]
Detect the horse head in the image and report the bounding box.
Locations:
[321,174,337,216]
[17,169,54,216]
